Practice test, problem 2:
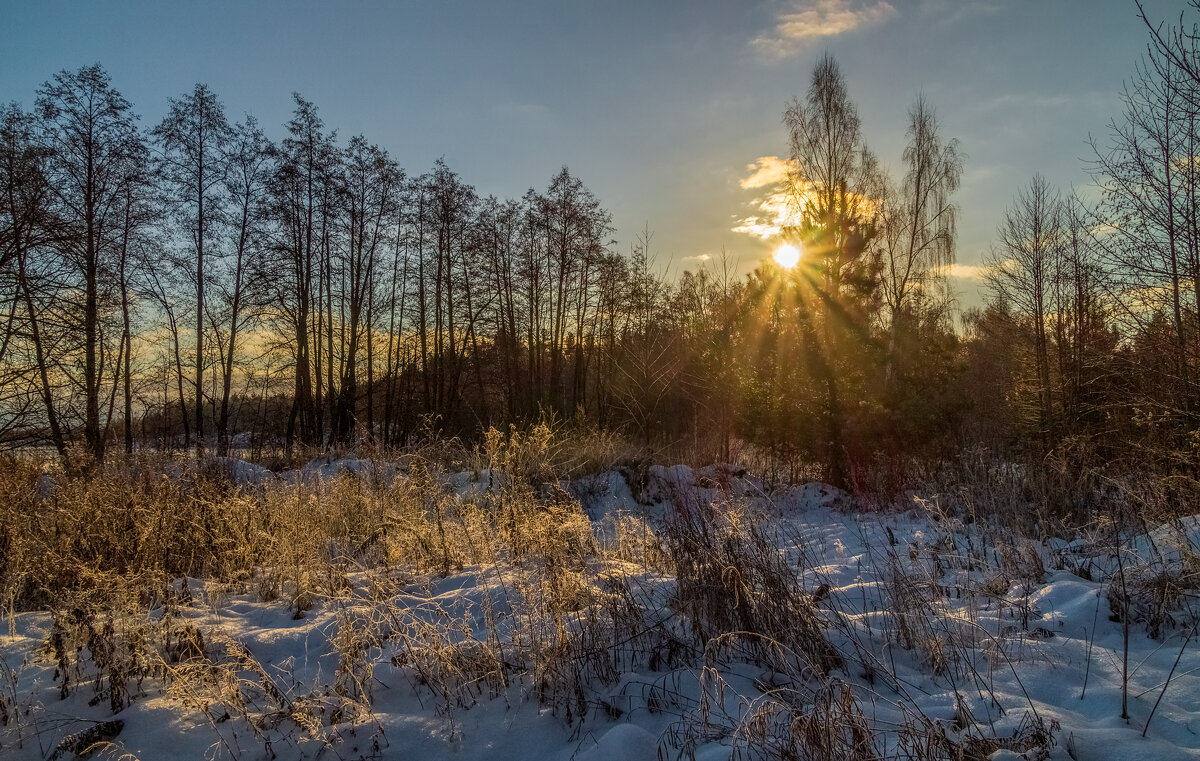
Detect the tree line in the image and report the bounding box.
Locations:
[0,57,969,483]
[0,68,646,468]
[970,2,1200,478]
[2,2,1199,490]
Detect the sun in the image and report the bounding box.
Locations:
[773,243,800,269]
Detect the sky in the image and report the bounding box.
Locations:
[0,0,1183,306]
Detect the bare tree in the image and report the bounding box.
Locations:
[112,161,154,457]
[1053,194,1113,436]
[212,116,272,455]
[270,95,335,448]
[333,136,402,444]
[36,64,146,467]
[987,174,1063,450]
[785,53,864,214]
[1092,24,1200,420]
[879,95,962,384]
[153,83,232,453]
[1,104,67,458]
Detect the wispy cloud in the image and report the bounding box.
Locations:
[973,92,1076,114]
[731,192,797,239]
[732,156,810,240]
[740,155,797,189]
[732,155,884,241]
[682,253,713,263]
[916,0,1002,27]
[753,0,898,58]
[932,262,999,282]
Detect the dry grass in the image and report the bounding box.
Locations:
[3,438,1190,761]
[0,432,674,757]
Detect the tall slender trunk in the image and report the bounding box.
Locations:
[365,265,376,444]
[417,192,430,413]
[169,308,191,450]
[84,146,104,464]
[195,124,206,455]
[120,191,134,457]
[17,250,69,466]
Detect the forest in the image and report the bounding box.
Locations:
[0,6,1197,504]
[3,3,1200,761]
[3,20,1200,509]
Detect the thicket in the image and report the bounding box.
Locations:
[5,422,1196,759]
[1,4,1200,505]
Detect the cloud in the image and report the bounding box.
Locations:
[734,159,804,238]
[682,254,713,263]
[735,157,805,238]
[932,262,999,281]
[740,156,797,189]
[916,0,1002,27]
[732,187,801,239]
[753,0,897,58]
[733,155,878,241]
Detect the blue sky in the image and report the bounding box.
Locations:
[1,0,1180,304]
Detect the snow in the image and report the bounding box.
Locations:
[445,468,505,499]
[299,456,375,480]
[768,480,853,513]
[3,467,1200,761]
[639,464,698,505]
[1128,514,1200,570]
[34,473,54,502]
[575,723,659,761]
[571,469,640,521]
[205,456,278,488]
[278,457,403,487]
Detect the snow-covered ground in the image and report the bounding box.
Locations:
[2,465,1198,760]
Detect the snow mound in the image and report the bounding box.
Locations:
[636,464,696,505]
[577,723,659,761]
[770,481,852,513]
[1139,514,1200,568]
[279,457,402,487]
[204,456,278,488]
[35,473,55,502]
[571,470,641,521]
[696,463,764,498]
[694,462,741,488]
[302,456,373,479]
[444,469,506,499]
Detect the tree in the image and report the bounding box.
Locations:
[212,116,272,455]
[610,226,679,446]
[781,52,881,486]
[538,167,612,413]
[1,104,66,457]
[36,64,146,467]
[112,154,155,457]
[153,83,232,453]
[986,174,1063,450]
[270,94,336,448]
[1091,33,1200,432]
[878,95,961,385]
[333,136,402,444]
[1052,194,1114,439]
